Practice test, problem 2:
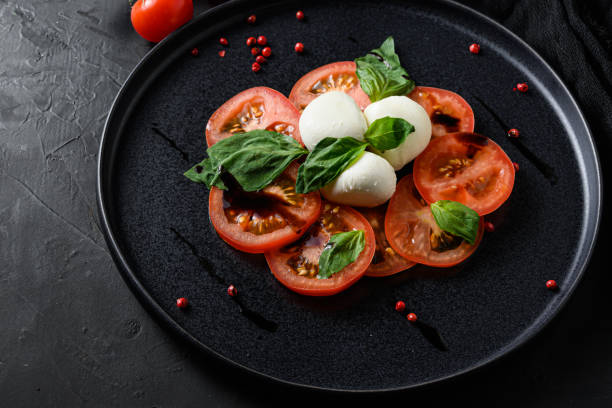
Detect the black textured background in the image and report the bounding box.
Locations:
[1,0,611,406]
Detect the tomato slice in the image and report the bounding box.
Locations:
[265,202,375,296]
[358,206,416,277]
[289,61,371,111]
[206,87,302,147]
[385,175,484,267]
[408,86,475,138]
[208,163,321,253]
[413,132,515,215]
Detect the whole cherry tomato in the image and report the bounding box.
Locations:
[131,0,193,43]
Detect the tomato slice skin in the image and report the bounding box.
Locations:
[413,132,515,216]
[206,87,302,147]
[358,206,416,277]
[408,86,475,138]
[265,203,375,296]
[385,175,484,267]
[208,163,321,254]
[289,61,371,111]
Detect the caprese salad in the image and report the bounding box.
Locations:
[186,37,515,296]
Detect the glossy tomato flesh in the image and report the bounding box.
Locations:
[289,61,371,111]
[208,163,321,253]
[413,132,515,215]
[408,86,475,138]
[265,202,375,296]
[385,175,484,267]
[131,0,193,43]
[358,205,416,277]
[206,87,302,147]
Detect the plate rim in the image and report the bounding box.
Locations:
[96,0,602,393]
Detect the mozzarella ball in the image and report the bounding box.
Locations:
[299,91,368,150]
[321,151,396,207]
[364,96,432,170]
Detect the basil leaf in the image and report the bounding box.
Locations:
[186,130,308,191]
[318,230,366,279]
[364,116,415,151]
[184,157,226,190]
[295,137,368,194]
[355,36,415,102]
[430,200,480,245]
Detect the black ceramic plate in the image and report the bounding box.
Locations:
[97,0,601,392]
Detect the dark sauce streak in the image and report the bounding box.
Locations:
[347,36,358,44]
[431,111,460,129]
[152,127,189,161]
[415,321,448,351]
[472,96,558,185]
[170,228,278,332]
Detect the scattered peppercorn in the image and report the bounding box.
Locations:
[227,284,238,296]
[395,301,406,312]
[296,10,305,20]
[218,50,226,58]
[246,36,256,46]
[546,280,558,290]
[251,47,260,55]
[513,162,520,171]
[176,297,189,308]
[261,47,271,57]
[469,43,480,54]
[517,82,528,92]
[247,14,256,24]
[190,48,199,57]
[406,313,418,322]
[485,221,495,232]
[255,55,266,64]
[219,37,228,46]
[251,62,261,72]
[294,42,304,53]
[507,128,520,138]
[257,35,267,46]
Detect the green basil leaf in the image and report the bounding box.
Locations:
[318,230,366,279]
[363,116,415,151]
[295,137,368,194]
[354,36,415,102]
[430,200,480,245]
[191,130,308,192]
[184,157,226,190]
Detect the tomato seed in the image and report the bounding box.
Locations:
[507,128,520,138]
[251,47,260,55]
[485,221,495,232]
[219,37,228,46]
[261,47,271,57]
[190,47,199,56]
[406,313,418,322]
[295,42,304,53]
[469,43,480,54]
[176,297,189,308]
[218,50,226,58]
[257,35,267,46]
[246,36,256,46]
[513,162,520,171]
[296,10,305,20]
[247,14,256,24]
[546,280,558,290]
[517,82,529,92]
[251,62,261,72]
[255,55,266,64]
[227,284,238,296]
[395,301,406,312]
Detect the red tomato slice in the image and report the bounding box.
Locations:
[289,61,371,111]
[413,132,515,215]
[206,87,302,147]
[208,163,321,253]
[358,206,416,277]
[408,86,475,138]
[265,202,375,296]
[385,175,484,267]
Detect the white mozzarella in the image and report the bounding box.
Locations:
[321,151,396,208]
[364,96,432,170]
[299,91,368,151]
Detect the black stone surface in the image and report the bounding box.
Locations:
[1,0,611,405]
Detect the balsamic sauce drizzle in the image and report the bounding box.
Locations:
[414,321,448,352]
[152,126,189,161]
[170,228,278,332]
[472,95,558,185]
